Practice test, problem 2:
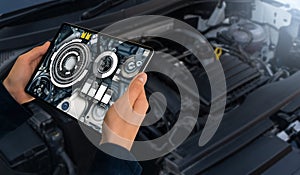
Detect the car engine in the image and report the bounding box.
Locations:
[1,0,300,174]
[133,1,300,174]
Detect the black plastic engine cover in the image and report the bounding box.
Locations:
[163,71,300,174]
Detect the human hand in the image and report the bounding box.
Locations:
[3,42,50,104]
[101,72,149,150]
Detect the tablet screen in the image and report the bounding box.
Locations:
[26,23,153,133]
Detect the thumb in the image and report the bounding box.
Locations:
[111,72,148,126]
[127,72,147,107]
[23,41,50,61]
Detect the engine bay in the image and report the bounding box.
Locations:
[1,0,300,174]
[134,1,300,174]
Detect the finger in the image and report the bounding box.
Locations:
[128,72,147,107]
[133,88,149,115]
[22,41,50,60]
[32,56,42,67]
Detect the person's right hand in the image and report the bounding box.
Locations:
[101,73,149,150]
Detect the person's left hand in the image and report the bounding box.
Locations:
[3,42,50,104]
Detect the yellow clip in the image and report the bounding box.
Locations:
[214,47,223,60]
[81,32,92,40]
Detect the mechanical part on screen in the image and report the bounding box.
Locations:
[93,51,118,79]
[50,39,90,88]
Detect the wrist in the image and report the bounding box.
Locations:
[100,122,134,151]
[3,78,28,104]
[3,79,16,99]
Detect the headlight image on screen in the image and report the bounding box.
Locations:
[26,23,153,133]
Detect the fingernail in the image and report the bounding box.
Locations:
[43,41,50,46]
[138,73,147,83]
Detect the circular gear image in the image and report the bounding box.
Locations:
[93,51,118,79]
[50,39,90,88]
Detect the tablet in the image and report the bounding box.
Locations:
[26,23,154,133]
